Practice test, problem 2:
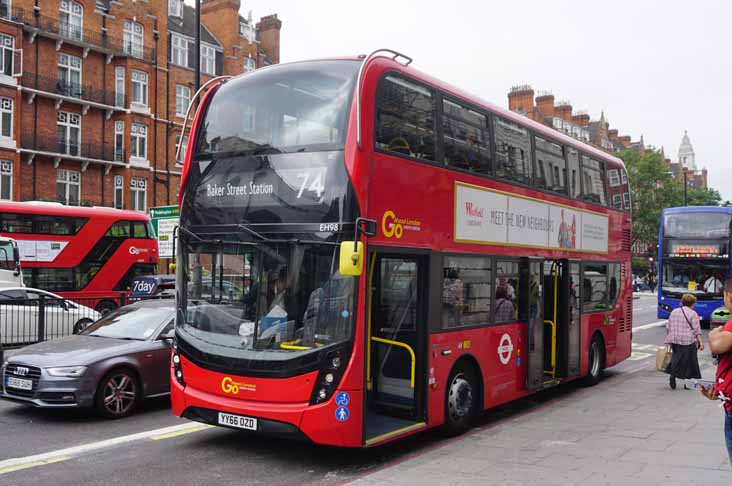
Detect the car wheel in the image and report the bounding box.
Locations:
[73,319,93,334]
[582,334,605,387]
[96,301,118,316]
[96,369,140,419]
[442,364,478,437]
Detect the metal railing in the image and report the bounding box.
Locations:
[20,133,128,163]
[22,71,126,107]
[12,7,157,63]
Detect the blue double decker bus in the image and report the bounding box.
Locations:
[658,206,732,323]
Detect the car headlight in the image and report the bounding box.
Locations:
[46,366,88,378]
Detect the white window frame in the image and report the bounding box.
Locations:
[0,34,14,77]
[0,96,12,140]
[200,43,215,75]
[113,175,124,209]
[607,168,620,187]
[0,159,12,200]
[56,111,81,156]
[130,123,148,162]
[60,0,83,41]
[58,53,82,98]
[623,192,631,210]
[0,1,10,20]
[175,84,190,117]
[171,34,188,67]
[175,133,188,165]
[244,56,256,73]
[123,20,144,59]
[115,66,125,107]
[56,168,80,206]
[131,70,148,107]
[612,194,622,209]
[130,176,147,212]
[114,120,124,161]
[620,169,628,184]
[168,0,182,17]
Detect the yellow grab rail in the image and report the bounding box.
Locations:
[279,342,311,351]
[366,255,377,391]
[371,336,416,389]
[543,261,560,379]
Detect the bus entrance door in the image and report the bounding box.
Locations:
[541,259,579,382]
[526,260,544,390]
[365,252,427,445]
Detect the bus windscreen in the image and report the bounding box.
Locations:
[663,212,732,239]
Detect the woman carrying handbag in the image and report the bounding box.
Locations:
[665,293,704,389]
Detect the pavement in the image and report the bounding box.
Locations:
[1,293,730,485]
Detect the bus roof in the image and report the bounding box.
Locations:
[251,55,626,171]
[663,206,731,215]
[0,201,152,221]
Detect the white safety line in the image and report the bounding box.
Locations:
[0,421,207,474]
[633,320,667,331]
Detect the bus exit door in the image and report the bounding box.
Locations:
[364,252,427,445]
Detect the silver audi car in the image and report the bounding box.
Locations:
[1,300,175,418]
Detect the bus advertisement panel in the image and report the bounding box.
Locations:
[658,206,731,321]
[0,202,159,313]
[171,53,632,447]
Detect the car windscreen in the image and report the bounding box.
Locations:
[83,305,173,340]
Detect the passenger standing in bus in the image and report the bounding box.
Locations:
[665,294,703,389]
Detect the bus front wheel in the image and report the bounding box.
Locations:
[96,300,118,316]
[582,334,605,386]
[442,364,478,436]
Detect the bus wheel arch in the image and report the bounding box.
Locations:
[582,331,606,387]
[95,300,118,316]
[442,355,483,437]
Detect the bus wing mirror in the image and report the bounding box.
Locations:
[12,246,19,263]
[339,241,364,276]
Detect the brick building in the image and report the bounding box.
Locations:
[0,0,281,209]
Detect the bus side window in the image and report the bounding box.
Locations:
[442,99,491,175]
[580,156,607,206]
[494,116,532,186]
[582,263,609,312]
[106,220,131,237]
[375,75,435,162]
[133,221,147,238]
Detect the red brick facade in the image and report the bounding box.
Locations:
[0,0,281,210]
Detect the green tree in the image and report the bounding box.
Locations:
[620,149,680,246]
[683,187,722,206]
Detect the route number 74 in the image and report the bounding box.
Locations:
[296,170,325,200]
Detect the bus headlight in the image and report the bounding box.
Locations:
[309,347,348,405]
[172,340,186,387]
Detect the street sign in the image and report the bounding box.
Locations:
[150,205,179,258]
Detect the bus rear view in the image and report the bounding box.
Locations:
[658,207,732,322]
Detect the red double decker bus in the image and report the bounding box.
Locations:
[0,201,159,313]
[172,50,632,447]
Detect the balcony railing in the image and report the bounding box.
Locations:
[12,8,157,63]
[21,133,127,163]
[22,72,126,108]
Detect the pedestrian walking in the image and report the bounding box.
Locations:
[701,277,732,466]
[665,293,703,389]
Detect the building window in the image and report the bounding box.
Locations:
[200,43,215,75]
[375,75,435,162]
[123,20,144,59]
[130,177,146,212]
[114,121,124,161]
[612,194,623,209]
[0,97,12,139]
[171,34,188,67]
[441,255,491,328]
[620,169,628,184]
[623,192,631,210]
[0,0,9,19]
[494,116,532,185]
[0,34,14,76]
[130,123,147,160]
[175,134,188,164]
[607,168,620,187]
[115,66,125,107]
[168,0,182,17]
[175,84,190,117]
[244,56,256,72]
[56,169,80,206]
[131,70,148,106]
[60,0,83,41]
[0,160,11,200]
[113,175,123,209]
[58,53,82,98]
[239,21,255,42]
[56,111,81,156]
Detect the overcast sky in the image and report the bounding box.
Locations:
[192,0,732,200]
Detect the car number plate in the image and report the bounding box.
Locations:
[217,412,257,431]
[6,376,32,391]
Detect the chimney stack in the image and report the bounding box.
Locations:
[555,101,572,122]
[257,14,282,64]
[508,85,535,114]
[535,93,555,117]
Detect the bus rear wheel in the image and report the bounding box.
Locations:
[442,365,478,436]
[582,335,605,386]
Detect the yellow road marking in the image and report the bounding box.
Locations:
[0,456,69,475]
[149,424,213,441]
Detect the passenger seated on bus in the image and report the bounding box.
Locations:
[387,136,411,156]
[494,286,516,322]
[442,268,463,328]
